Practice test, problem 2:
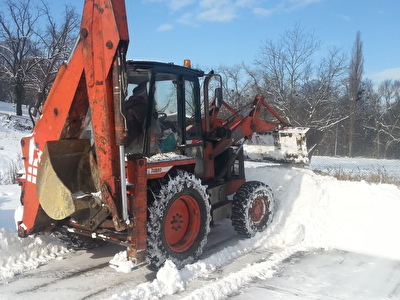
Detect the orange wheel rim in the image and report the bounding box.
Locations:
[164,195,201,252]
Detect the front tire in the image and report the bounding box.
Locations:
[147,170,211,269]
[232,181,275,237]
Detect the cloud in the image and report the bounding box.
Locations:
[177,13,199,26]
[156,24,174,32]
[167,0,196,11]
[290,0,322,5]
[200,0,227,9]
[371,67,400,83]
[236,0,258,8]
[252,7,275,17]
[152,0,323,28]
[339,14,352,21]
[197,0,238,22]
[197,7,237,22]
[144,0,195,11]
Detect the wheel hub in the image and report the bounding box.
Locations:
[170,213,184,231]
[164,195,201,252]
[251,196,267,225]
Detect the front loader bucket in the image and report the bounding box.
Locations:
[244,128,323,164]
[36,139,100,220]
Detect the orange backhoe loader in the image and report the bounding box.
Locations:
[16,0,319,268]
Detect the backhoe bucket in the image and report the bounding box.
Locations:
[244,127,322,164]
[36,139,100,220]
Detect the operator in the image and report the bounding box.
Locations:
[124,82,148,152]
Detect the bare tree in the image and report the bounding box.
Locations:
[378,79,400,158]
[216,63,254,109]
[299,46,348,129]
[0,57,12,101]
[30,3,79,113]
[0,0,42,115]
[360,80,382,158]
[213,27,396,158]
[0,0,79,115]
[347,31,364,157]
[254,23,348,134]
[255,23,322,123]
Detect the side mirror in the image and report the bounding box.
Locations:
[215,87,223,108]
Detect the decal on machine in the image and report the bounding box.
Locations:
[147,166,173,175]
[26,137,42,184]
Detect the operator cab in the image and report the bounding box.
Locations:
[124,61,205,166]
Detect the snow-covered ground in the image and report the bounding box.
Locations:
[1,100,400,299]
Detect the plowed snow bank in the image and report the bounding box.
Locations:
[245,162,400,260]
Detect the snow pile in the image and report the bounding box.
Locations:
[0,115,26,185]
[110,260,186,299]
[156,260,185,294]
[0,185,22,231]
[147,152,191,162]
[109,250,136,273]
[0,102,31,184]
[0,228,69,280]
[0,185,70,281]
[245,163,400,260]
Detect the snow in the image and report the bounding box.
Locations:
[308,155,400,178]
[147,152,191,162]
[245,163,400,260]
[110,251,137,273]
[1,100,400,299]
[0,116,27,185]
[0,185,69,281]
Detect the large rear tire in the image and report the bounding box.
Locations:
[232,181,275,237]
[147,170,211,269]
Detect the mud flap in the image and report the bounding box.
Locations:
[244,128,323,164]
[36,139,100,220]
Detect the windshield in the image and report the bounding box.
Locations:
[124,68,202,156]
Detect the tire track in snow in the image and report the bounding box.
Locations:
[1,224,247,300]
[163,246,304,300]
[107,218,302,300]
[0,243,152,300]
[14,262,110,294]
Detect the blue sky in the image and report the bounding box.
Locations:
[54,0,400,84]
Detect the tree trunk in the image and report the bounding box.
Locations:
[347,31,364,157]
[15,80,24,116]
[348,98,355,157]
